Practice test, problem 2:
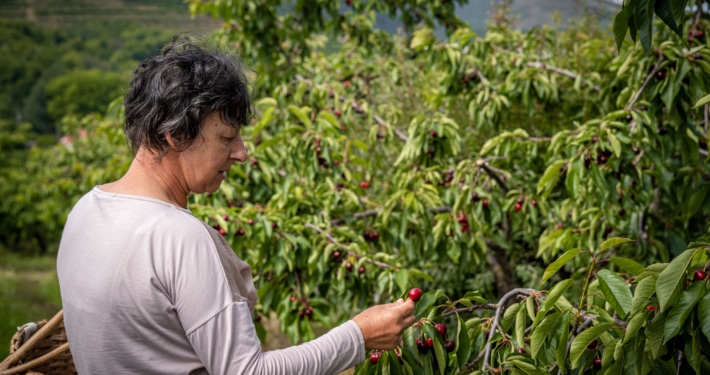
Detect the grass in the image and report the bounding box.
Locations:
[0,251,62,357]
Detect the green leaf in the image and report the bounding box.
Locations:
[693,93,710,109]
[530,311,561,360]
[414,290,443,318]
[600,237,635,251]
[607,133,622,158]
[597,269,633,319]
[646,310,667,359]
[287,104,313,128]
[691,327,702,374]
[555,311,571,370]
[507,359,548,375]
[538,279,574,326]
[669,0,689,27]
[456,315,471,366]
[685,185,709,219]
[613,4,632,50]
[570,322,614,369]
[697,292,710,343]
[630,274,657,314]
[395,270,409,293]
[565,157,581,198]
[653,0,680,35]
[656,248,699,312]
[634,0,654,53]
[537,160,566,197]
[623,311,647,343]
[663,280,705,343]
[541,248,581,284]
[610,257,645,276]
[403,327,421,365]
[515,302,527,347]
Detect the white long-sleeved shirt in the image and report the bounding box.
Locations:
[57,187,365,374]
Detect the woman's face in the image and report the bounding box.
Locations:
[177,112,247,194]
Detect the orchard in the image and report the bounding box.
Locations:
[2,0,710,373]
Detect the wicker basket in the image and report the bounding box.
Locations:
[0,310,76,375]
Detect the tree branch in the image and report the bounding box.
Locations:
[476,158,509,193]
[481,288,537,371]
[527,61,601,92]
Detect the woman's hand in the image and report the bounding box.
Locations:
[352,298,416,350]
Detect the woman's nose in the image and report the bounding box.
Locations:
[230,136,247,163]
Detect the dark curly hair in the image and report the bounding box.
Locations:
[124,35,253,156]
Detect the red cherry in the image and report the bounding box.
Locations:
[518,348,525,354]
[408,288,423,302]
[588,339,597,349]
[426,337,434,348]
[647,305,655,311]
[334,110,342,117]
[248,219,254,225]
[344,80,351,87]
[444,339,456,352]
[531,199,538,207]
[482,199,489,208]
[435,323,447,337]
[430,129,437,137]
[369,351,380,364]
[416,338,428,353]
[358,266,366,274]
[360,181,370,188]
[694,269,707,281]
[218,228,226,236]
[515,203,522,211]
[593,357,602,369]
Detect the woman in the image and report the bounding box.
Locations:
[57,38,416,374]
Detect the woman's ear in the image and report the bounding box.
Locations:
[164,132,179,150]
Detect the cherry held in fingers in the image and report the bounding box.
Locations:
[369,351,381,364]
[408,288,423,302]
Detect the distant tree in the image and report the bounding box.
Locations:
[44,69,126,123]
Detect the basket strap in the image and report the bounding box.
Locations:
[0,342,70,375]
[0,310,64,371]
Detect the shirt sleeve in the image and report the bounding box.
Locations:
[187,302,366,375]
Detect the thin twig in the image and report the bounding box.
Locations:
[394,128,409,142]
[626,53,664,112]
[443,304,499,316]
[330,205,451,226]
[527,62,601,92]
[304,223,392,269]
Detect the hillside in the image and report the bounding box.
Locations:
[0,0,220,32]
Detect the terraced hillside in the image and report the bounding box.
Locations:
[0,0,220,31]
